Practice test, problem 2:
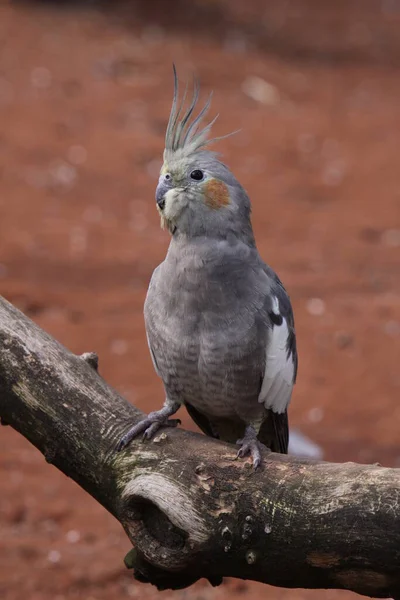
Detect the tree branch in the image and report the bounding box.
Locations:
[0,295,399,598]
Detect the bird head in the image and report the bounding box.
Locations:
[155,67,254,243]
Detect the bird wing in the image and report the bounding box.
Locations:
[258,295,296,413]
[258,267,298,407]
[256,267,298,454]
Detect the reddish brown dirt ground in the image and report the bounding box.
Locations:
[0,1,399,599]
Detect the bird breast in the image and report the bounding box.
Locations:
[144,248,267,420]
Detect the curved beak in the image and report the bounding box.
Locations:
[155,181,169,211]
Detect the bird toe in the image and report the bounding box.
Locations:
[116,412,181,451]
[236,434,265,469]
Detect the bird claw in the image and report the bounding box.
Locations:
[236,432,267,470]
[116,412,181,452]
[142,418,181,440]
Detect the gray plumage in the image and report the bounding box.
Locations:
[117,68,298,466]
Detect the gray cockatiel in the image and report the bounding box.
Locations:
[117,68,298,468]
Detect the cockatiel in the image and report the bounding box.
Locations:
[117,68,298,468]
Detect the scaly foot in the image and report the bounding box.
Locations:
[236,425,268,470]
[116,402,181,452]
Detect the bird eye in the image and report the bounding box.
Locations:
[190,169,204,181]
[164,173,171,180]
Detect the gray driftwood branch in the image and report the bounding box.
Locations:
[0,295,399,598]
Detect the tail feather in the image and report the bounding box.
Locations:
[259,410,289,454]
[185,402,289,454]
[184,402,217,438]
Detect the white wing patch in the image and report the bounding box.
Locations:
[258,296,294,414]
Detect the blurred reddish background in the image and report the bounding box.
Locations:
[0,1,399,599]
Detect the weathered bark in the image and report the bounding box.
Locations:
[0,295,399,598]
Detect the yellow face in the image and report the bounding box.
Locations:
[160,161,230,212]
[160,163,170,177]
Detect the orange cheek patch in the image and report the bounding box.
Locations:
[204,179,230,209]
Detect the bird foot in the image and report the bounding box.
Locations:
[236,427,268,470]
[116,408,181,452]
